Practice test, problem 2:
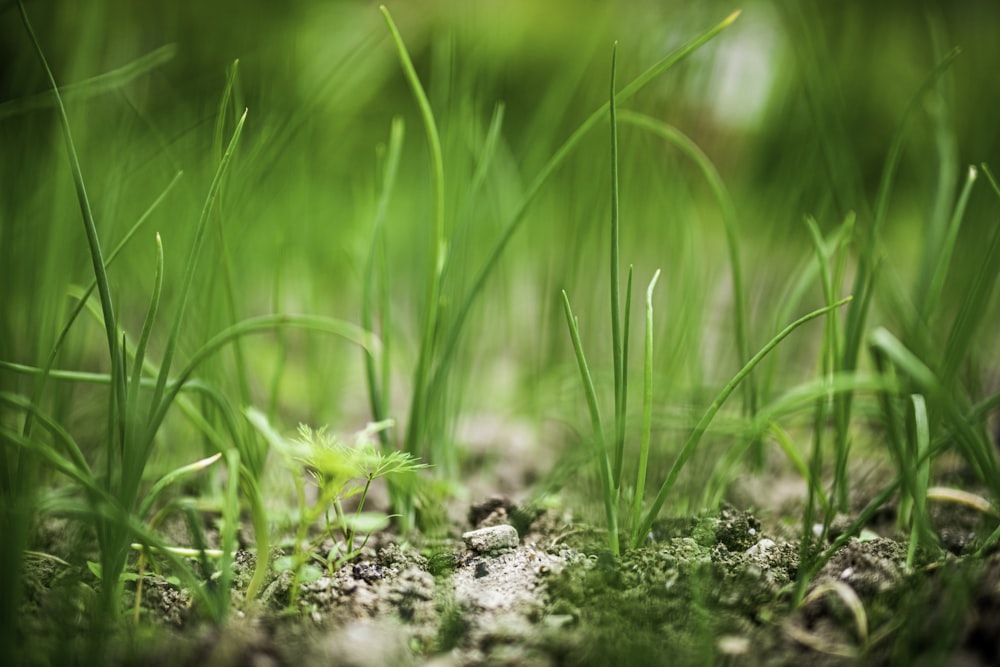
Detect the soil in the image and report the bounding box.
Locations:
[16,483,1000,666]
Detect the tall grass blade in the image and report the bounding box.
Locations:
[562,291,618,554]
[922,165,977,323]
[834,47,960,509]
[634,297,852,548]
[608,43,626,490]
[146,108,247,447]
[617,111,755,447]
[380,7,447,465]
[363,116,405,451]
[869,327,1000,500]
[908,394,932,567]
[429,11,741,396]
[125,234,164,450]
[18,0,126,429]
[22,171,182,442]
[940,164,1000,383]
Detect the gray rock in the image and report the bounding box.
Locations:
[462,525,519,554]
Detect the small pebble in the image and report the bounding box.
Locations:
[745,538,776,557]
[462,525,519,553]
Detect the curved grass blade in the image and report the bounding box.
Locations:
[21,172,182,441]
[146,108,248,443]
[941,164,1000,382]
[616,111,755,434]
[921,165,977,321]
[428,11,742,404]
[380,6,447,462]
[136,453,222,520]
[146,314,378,447]
[0,44,177,120]
[869,327,1000,500]
[633,297,852,548]
[18,0,126,429]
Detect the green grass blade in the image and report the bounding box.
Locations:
[381,6,447,462]
[211,60,253,405]
[468,102,506,197]
[608,43,625,490]
[922,165,978,321]
[0,43,177,121]
[630,270,660,545]
[428,11,741,398]
[634,297,852,548]
[940,165,1000,382]
[22,172,182,442]
[146,109,247,443]
[136,453,221,520]
[617,265,634,489]
[804,215,846,511]
[363,116,405,451]
[1,394,92,477]
[908,394,932,567]
[126,233,164,447]
[146,314,378,447]
[18,0,126,427]
[869,327,999,499]
[216,448,241,616]
[562,290,618,554]
[834,48,961,508]
[617,111,755,432]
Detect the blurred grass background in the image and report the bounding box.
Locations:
[3,0,1000,493]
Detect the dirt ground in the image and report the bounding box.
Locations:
[18,483,1000,667]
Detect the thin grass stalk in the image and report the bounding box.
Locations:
[805,216,844,526]
[215,449,241,617]
[0,44,176,120]
[941,164,1000,382]
[18,0,127,454]
[619,265,633,488]
[147,314,376,442]
[125,234,164,457]
[380,7,447,467]
[616,110,755,451]
[211,60,253,405]
[608,43,626,489]
[760,214,854,402]
[363,116,405,452]
[145,109,247,448]
[921,166,977,323]
[834,47,961,511]
[630,270,660,545]
[870,343,919,545]
[21,172,182,443]
[562,291,618,554]
[427,12,741,400]
[267,268,287,421]
[869,327,1000,500]
[633,297,852,548]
